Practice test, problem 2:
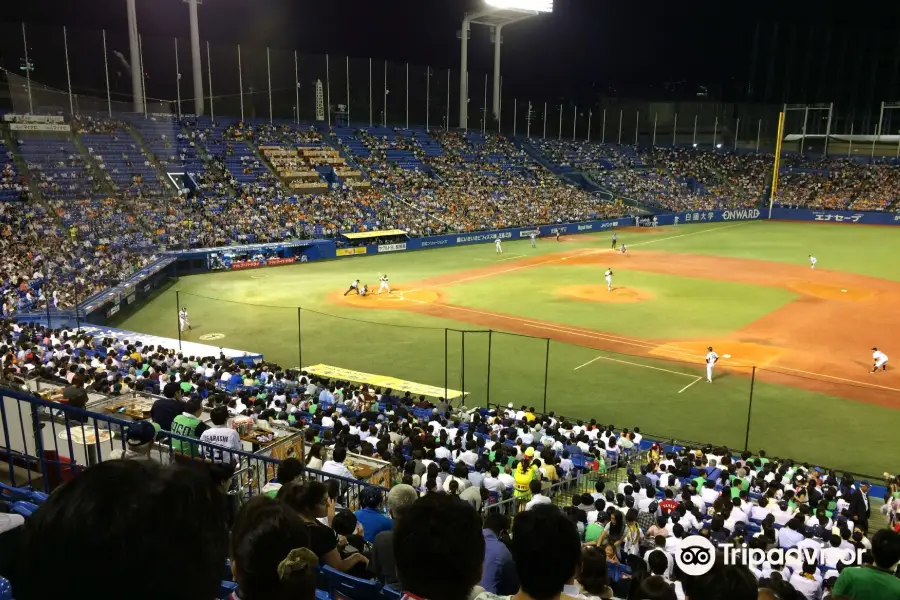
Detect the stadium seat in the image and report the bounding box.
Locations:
[0,577,10,600]
[379,585,402,600]
[218,580,239,599]
[321,565,382,600]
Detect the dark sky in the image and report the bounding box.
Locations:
[3,0,900,110]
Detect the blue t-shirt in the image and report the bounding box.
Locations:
[354,507,393,543]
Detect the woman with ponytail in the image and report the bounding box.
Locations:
[230,495,318,600]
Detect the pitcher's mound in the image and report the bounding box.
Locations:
[559,285,652,303]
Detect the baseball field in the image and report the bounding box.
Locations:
[117,220,900,477]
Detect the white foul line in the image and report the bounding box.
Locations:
[678,377,703,393]
[573,353,698,379]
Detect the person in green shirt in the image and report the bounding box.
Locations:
[170,397,209,454]
[833,529,900,600]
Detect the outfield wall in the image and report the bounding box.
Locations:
[769,208,900,225]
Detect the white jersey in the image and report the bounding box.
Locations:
[810,256,817,265]
[874,350,889,364]
[706,351,719,364]
[380,276,388,283]
[530,233,536,240]
[495,239,502,247]
[604,269,613,280]
[179,309,188,322]
[350,280,359,289]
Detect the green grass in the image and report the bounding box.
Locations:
[115,221,900,476]
[443,265,799,339]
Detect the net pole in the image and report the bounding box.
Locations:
[543,102,547,139]
[756,119,761,152]
[461,331,466,400]
[542,338,550,414]
[267,47,273,124]
[295,51,300,125]
[444,329,448,401]
[238,45,244,122]
[140,35,148,117]
[175,38,182,118]
[104,31,113,118]
[368,58,373,128]
[21,23,33,114]
[297,307,302,370]
[426,66,430,130]
[407,63,410,130]
[176,290,182,351]
[325,54,331,127]
[673,112,677,146]
[634,111,639,145]
[445,69,450,132]
[601,109,606,143]
[486,330,492,406]
[63,27,74,117]
[206,41,214,121]
[617,110,623,144]
[734,117,740,150]
[346,56,351,123]
[744,366,756,452]
[768,111,785,219]
[572,105,577,141]
[587,109,592,142]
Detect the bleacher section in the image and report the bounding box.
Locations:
[0,139,26,202]
[75,118,167,198]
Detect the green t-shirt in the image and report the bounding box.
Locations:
[833,566,900,600]
[585,522,604,543]
[170,413,202,454]
[179,381,193,394]
[308,403,318,415]
[693,476,706,490]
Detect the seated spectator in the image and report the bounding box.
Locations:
[370,484,418,587]
[479,512,518,595]
[833,528,900,600]
[525,479,552,510]
[575,546,615,599]
[109,420,159,461]
[230,495,317,600]
[170,396,210,454]
[152,381,185,431]
[12,460,227,600]
[262,457,306,498]
[200,404,242,463]
[394,494,485,600]
[276,480,368,573]
[322,445,356,480]
[355,487,393,543]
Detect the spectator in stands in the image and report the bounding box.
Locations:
[306,442,326,471]
[575,546,615,599]
[681,561,756,600]
[833,529,900,599]
[355,487,393,543]
[12,460,227,600]
[277,480,369,573]
[229,496,317,600]
[370,484,418,587]
[481,505,580,600]
[634,576,678,600]
[110,420,159,461]
[262,457,306,498]
[152,380,185,431]
[322,445,356,480]
[62,372,89,408]
[525,479,552,510]
[394,494,485,600]
[170,396,210,454]
[479,512,518,595]
[200,405,242,463]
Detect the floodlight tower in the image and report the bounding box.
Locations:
[125,0,145,113]
[459,0,552,130]
[184,0,205,116]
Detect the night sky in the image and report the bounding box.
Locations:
[3,0,900,112]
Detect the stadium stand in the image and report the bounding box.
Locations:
[1,317,896,600]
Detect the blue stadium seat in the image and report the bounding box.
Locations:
[321,565,381,600]
[379,585,402,600]
[218,580,239,599]
[0,577,10,600]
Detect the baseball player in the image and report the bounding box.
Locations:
[359,284,369,297]
[611,233,617,249]
[705,346,719,383]
[674,215,679,226]
[872,347,889,373]
[556,230,561,242]
[809,255,817,270]
[343,279,360,296]
[530,232,537,248]
[495,238,503,254]
[179,307,192,332]
[604,268,614,292]
[620,243,627,255]
[378,274,391,294]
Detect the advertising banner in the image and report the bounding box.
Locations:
[336,247,367,257]
[769,208,900,225]
[230,256,297,270]
[377,243,407,253]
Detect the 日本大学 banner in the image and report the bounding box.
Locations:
[769,208,900,225]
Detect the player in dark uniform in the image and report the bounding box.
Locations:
[343,279,360,296]
[556,230,561,242]
[612,232,617,249]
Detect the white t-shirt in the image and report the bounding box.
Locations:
[199,426,242,463]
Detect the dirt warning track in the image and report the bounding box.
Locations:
[330,247,900,408]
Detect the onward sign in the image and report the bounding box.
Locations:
[722,209,761,221]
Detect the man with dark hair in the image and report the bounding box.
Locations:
[262,458,306,498]
[200,405,241,463]
[12,461,227,600]
[480,513,518,595]
[170,397,209,454]
[151,380,184,431]
[323,445,355,480]
[393,494,485,600]
[505,504,581,600]
[833,529,900,599]
[681,561,757,600]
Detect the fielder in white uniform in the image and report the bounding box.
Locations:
[809,255,817,270]
[705,346,719,382]
[674,216,679,226]
[378,274,391,294]
[179,308,192,332]
[872,347,889,373]
[530,232,537,248]
[604,268,613,292]
[495,238,503,254]
[620,243,627,255]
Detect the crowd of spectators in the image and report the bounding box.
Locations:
[775,158,900,211]
[534,140,638,170]
[2,317,899,600]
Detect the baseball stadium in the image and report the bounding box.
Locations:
[2,1,900,599]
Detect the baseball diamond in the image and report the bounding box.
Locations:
[119,220,900,476]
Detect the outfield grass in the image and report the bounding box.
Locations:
[115,221,900,476]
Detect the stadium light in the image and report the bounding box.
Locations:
[484,0,553,12]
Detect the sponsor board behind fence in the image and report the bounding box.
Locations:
[377,243,407,253]
[770,208,900,224]
[230,256,297,270]
[336,247,368,257]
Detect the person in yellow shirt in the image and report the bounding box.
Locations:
[524,407,537,422]
[514,448,539,506]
